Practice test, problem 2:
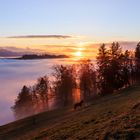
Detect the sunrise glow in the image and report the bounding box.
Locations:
[75,51,82,57]
[0,1,140,139]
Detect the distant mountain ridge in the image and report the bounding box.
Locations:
[0,49,23,57]
[0,49,34,57]
[0,49,68,59]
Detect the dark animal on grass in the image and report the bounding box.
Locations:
[74,100,84,110]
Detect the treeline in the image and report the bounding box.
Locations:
[17,54,68,59]
[12,42,140,119]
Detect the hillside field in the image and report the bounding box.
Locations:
[0,84,140,140]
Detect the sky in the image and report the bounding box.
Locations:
[0,0,140,57]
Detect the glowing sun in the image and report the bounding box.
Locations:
[75,51,82,57]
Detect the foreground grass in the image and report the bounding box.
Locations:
[0,85,140,140]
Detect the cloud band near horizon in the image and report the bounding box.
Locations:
[7,35,72,39]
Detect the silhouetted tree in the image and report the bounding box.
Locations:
[52,65,76,106]
[135,42,140,80]
[31,85,40,114]
[108,42,124,90]
[79,60,96,102]
[12,85,34,119]
[135,42,140,59]
[129,53,136,85]
[97,42,128,94]
[121,50,131,87]
[35,76,49,111]
[96,44,111,94]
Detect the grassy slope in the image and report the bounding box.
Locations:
[0,85,140,140]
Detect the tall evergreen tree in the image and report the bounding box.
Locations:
[97,42,127,94]
[96,44,111,94]
[108,42,124,90]
[12,85,33,119]
[135,42,140,80]
[135,42,140,59]
[121,50,131,87]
